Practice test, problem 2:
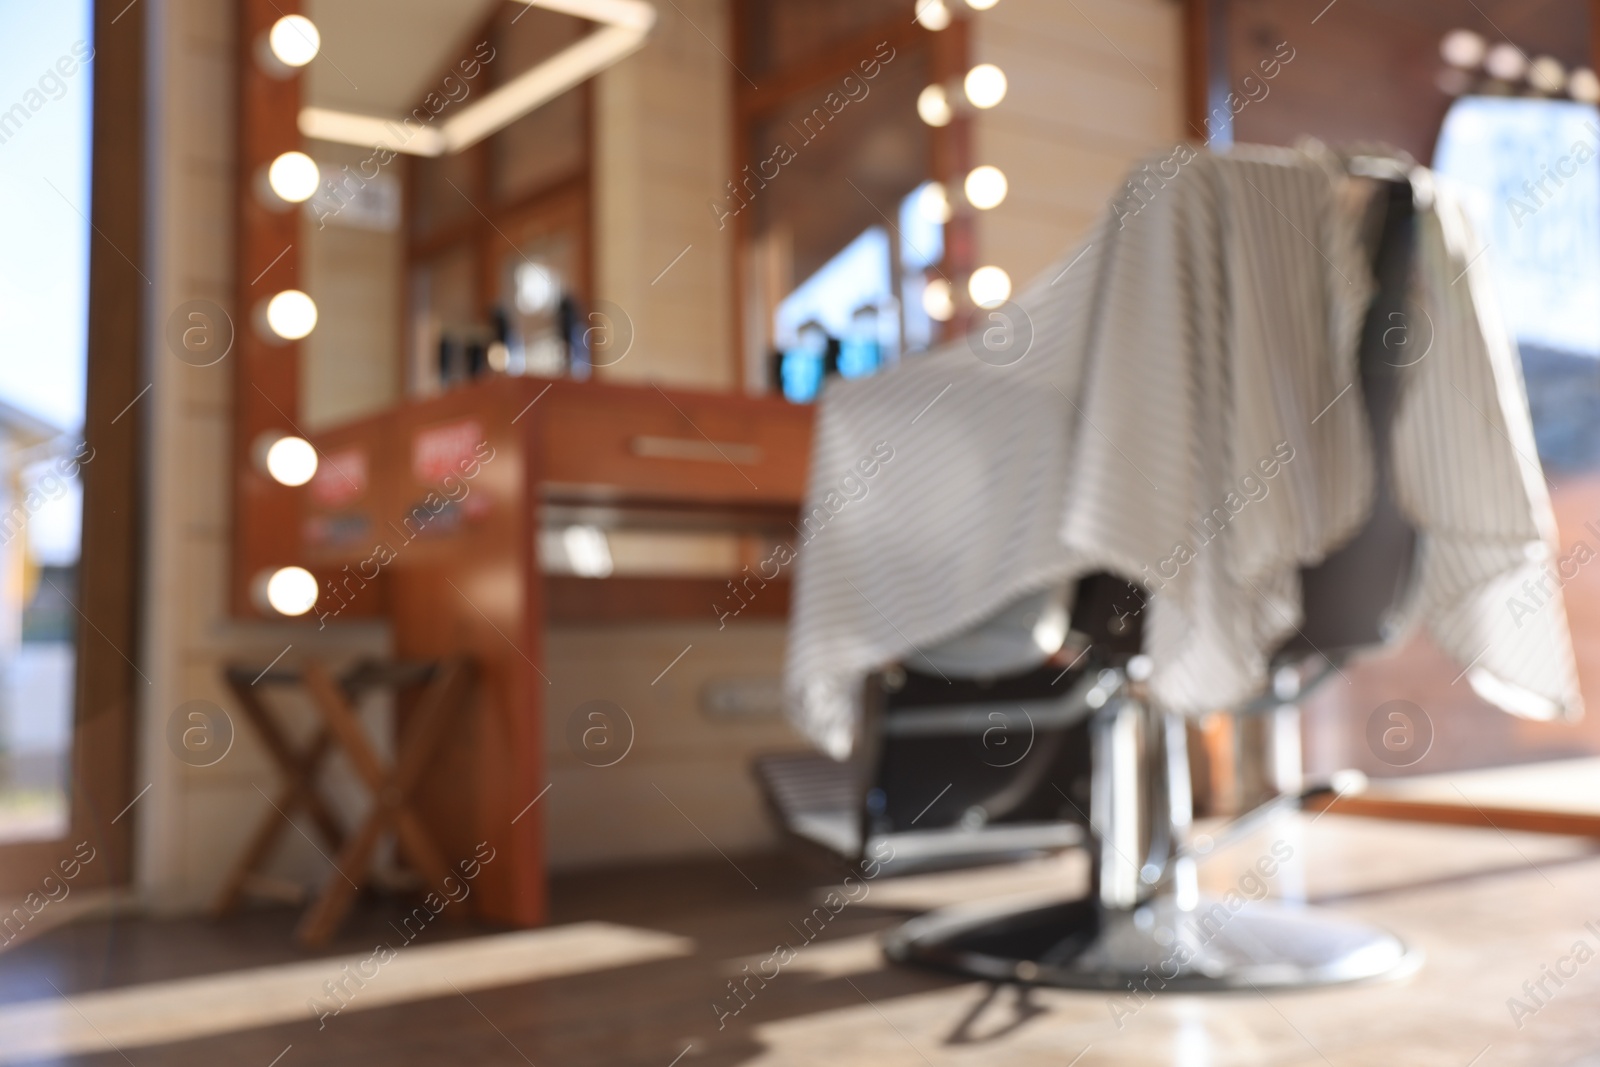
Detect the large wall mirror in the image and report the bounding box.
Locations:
[295,0,596,433]
[231,0,649,614]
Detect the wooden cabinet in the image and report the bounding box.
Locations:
[282,377,812,925]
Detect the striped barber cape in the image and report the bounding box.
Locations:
[783,144,1582,760]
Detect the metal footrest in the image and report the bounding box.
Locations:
[754,752,1084,873]
[884,893,1420,991]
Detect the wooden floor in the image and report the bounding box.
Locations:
[5,812,1600,1065]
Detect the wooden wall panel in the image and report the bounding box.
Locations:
[971,0,1184,290]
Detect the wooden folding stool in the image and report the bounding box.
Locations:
[215,657,475,946]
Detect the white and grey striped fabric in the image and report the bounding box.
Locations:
[783,144,1582,759]
[1393,169,1582,720]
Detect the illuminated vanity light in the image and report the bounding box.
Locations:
[964,64,1007,109]
[1439,29,1487,70]
[1529,56,1566,94]
[918,181,953,224]
[917,84,953,127]
[264,436,319,487]
[268,15,320,68]
[968,265,1012,309]
[301,2,658,156]
[965,0,1000,10]
[264,290,318,341]
[265,566,319,616]
[922,278,955,321]
[267,151,320,203]
[1484,42,1527,82]
[1570,68,1600,104]
[914,0,952,31]
[440,0,656,152]
[486,341,511,373]
[964,165,1008,210]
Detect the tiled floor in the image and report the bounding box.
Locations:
[4,813,1600,1065]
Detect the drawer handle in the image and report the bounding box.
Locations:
[630,435,763,465]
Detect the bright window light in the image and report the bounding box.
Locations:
[968,265,1011,308]
[1433,96,1600,356]
[775,227,893,352]
[917,181,952,223]
[901,184,947,352]
[265,566,319,616]
[267,151,320,203]
[265,290,318,341]
[965,64,1007,109]
[964,165,1008,209]
[515,262,560,315]
[268,15,320,68]
[265,436,318,486]
[562,525,614,578]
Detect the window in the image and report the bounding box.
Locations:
[1434,96,1600,473]
[0,0,94,842]
[734,0,962,396]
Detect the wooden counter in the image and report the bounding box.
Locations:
[284,376,813,926]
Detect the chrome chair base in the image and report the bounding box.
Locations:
[883,893,1421,991]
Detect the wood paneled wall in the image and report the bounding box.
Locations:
[971,0,1186,287]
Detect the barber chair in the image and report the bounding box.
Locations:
[763,177,1426,988]
[881,177,1424,989]
[756,587,1094,877]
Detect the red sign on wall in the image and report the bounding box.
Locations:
[412,418,484,486]
[309,447,368,508]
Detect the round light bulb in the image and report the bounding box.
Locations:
[965,64,1008,109]
[1529,56,1566,94]
[966,0,1000,9]
[968,265,1012,308]
[265,566,319,616]
[265,436,318,486]
[265,290,318,341]
[267,151,320,203]
[964,165,1008,210]
[923,278,955,321]
[914,0,952,31]
[269,15,320,68]
[918,182,953,224]
[1439,29,1486,70]
[1484,42,1526,82]
[1570,68,1600,104]
[917,84,953,127]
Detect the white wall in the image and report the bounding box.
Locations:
[301,142,403,432]
[543,621,796,871]
[139,0,391,913]
[593,0,737,391]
